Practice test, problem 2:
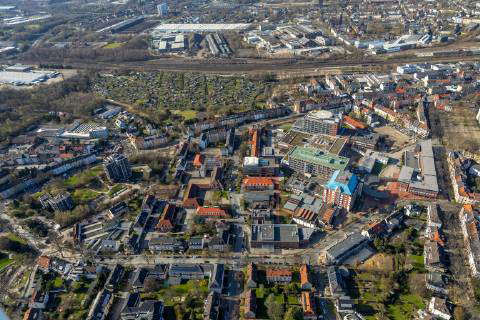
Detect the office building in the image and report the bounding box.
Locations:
[104,154,132,182]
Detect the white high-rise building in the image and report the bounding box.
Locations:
[157,2,168,17]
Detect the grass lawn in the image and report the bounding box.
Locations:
[7,233,27,244]
[408,255,426,272]
[103,42,124,49]
[109,184,125,197]
[0,258,13,271]
[72,189,101,202]
[274,294,285,304]
[387,294,425,320]
[53,276,64,288]
[173,109,198,120]
[255,286,266,299]
[64,166,103,187]
[142,280,209,306]
[287,295,299,305]
[279,123,292,131]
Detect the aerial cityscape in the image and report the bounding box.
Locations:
[1,0,480,319]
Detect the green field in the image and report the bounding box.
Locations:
[173,109,198,120]
[64,166,103,187]
[0,258,13,271]
[103,42,124,49]
[109,184,126,197]
[141,280,209,306]
[388,294,425,320]
[72,189,101,202]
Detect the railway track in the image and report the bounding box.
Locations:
[7,53,480,75]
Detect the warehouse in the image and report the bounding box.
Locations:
[152,23,251,33]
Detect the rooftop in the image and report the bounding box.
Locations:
[288,146,349,171]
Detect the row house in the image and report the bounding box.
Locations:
[459,205,480,278]
[190,106,290,135]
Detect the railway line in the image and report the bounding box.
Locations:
[6,52,480,75]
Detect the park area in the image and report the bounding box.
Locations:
[351,223,428,320]
[141,279,209,320]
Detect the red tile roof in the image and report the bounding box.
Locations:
[266,269,292,278]
[37,256,51,269]
[243,177,274,187]
[196,206,228,217]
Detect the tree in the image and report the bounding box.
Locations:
[284,306,303,320]
[266,293,285,320]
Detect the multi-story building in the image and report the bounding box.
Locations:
[284,146,349,179]
[323,170,360,211]
[104,153,132,182]
[40,192,74,211]
[292,110,341,136]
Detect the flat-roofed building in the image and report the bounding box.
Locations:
[285,146,349,179]
[293,110,342,136]
[250,224,300,249]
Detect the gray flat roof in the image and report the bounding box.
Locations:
[326,232,368,261]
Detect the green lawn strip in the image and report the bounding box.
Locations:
[64,166,103,187]
[0,258,13,271]
[103,42,124,49]
[173,109,198,121]
[53,276,64,288]
[7,233,27,244]
[274,294,285,304]
[109,184,125,197]
[287,294,299,305]
[141,280,208,306]
[72,189,101,202]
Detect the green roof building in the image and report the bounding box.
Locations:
[285,146,349,178]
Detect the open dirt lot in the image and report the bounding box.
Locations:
[374,125,412,149]
[433,104,480,152]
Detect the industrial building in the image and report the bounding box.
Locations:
[97,16,145,33]
[206,33,232,57]
[152,23,251,33]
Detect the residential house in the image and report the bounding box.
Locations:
[244,289,256,319]
[301,291,317,320]
[246,263,257,289]
[266,269,292,284]
[208,264,225,293]
[322,170,360,211]
[428,297,451,320]
[188,237,206,250]
[196,207,229,220]
[149,237,185,252]
[106,264,124,291]
[300,264,312,290]
[204,291,220,320]
[30,289,49,309]
[168,264,206,280]
[424,240,446,273]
